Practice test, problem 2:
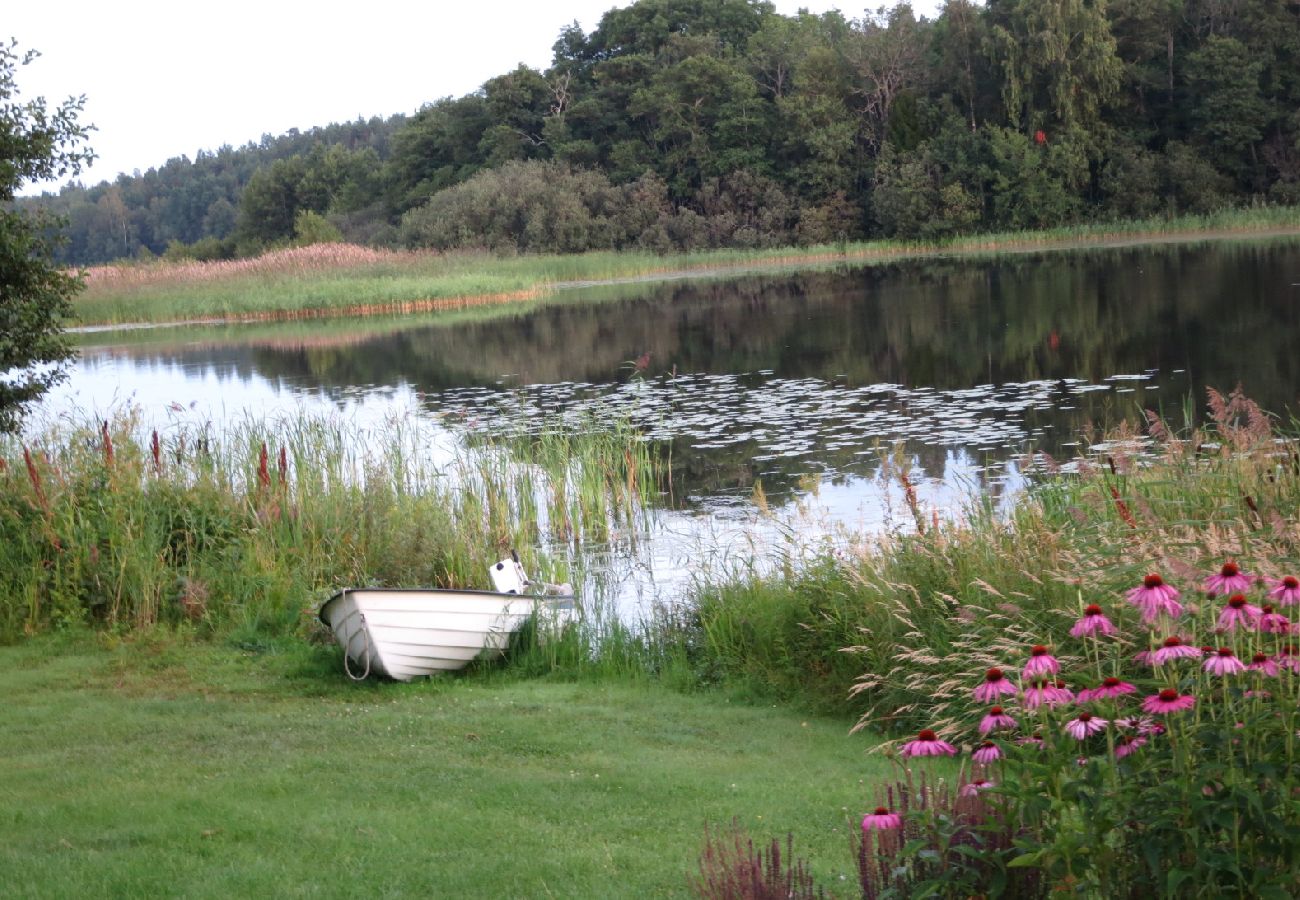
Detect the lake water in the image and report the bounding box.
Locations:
[39,237,1300,610]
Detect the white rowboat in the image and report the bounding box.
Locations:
[321,556,575,681]
[319,587,575,681]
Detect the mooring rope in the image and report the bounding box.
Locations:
[342,610,372,681]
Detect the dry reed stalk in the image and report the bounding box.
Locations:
[100,420,114,468]
[80,243,425,289]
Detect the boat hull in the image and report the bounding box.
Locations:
[319,588,574,681]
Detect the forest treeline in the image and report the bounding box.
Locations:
[22,0,1300,265]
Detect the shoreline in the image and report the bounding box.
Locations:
[73,222,1300,333]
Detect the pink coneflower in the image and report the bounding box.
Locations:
[1258,604,1292,634]
[1248,652,1280,676]
[861,807,902,831]
[1064,711,1108,740]
[900,729,957,758]
[1070,604,1117,638]
[1277,645,1300,673]
[960,778,995,798]
[1115,734,1147,759]
[1125,573,1183,623]
[1114,715,1158,734]
[1267,576,1300,607]
[1022,645,1060,679]
[1142,689,1196,715]
[1217,594,1261,631]
[978,706,1017,736]
[1204,561,1252,596]
[974,668,1017,703]
[972,741,1002,764]
[1204,647,1246,675]
[1023,680,1073,710]
[1077,676,1137,703]
[1017,732,1044,748]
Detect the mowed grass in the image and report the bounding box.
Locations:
[2,634,891,898]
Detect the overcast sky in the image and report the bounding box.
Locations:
[11,1,936,194]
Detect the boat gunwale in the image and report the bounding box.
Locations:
[318,586,575,626]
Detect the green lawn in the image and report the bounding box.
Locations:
[3,634,893,898]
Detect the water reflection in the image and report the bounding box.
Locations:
[63,239,1300,496]
[42,238,1300,606]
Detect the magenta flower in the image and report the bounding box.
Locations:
[1217,593,1261,631]
[972,741,1002,764]
[1022,645,1060,679]
[960,778,995,798]
[1277,645,1300,673]
[1204,647,1246,676]
[1077,676,1137,703]
[1267,575,1300,607]
[1017,732,1045,748]
[978,706,1017,736]
[1248,652,1280,676]
[1125,573,1183,623]
[1258,604,1292,634]
[1023,680,1073,710]
[1142,689,1196,715]
[862,807,902,831]
[1114,735,1147,759]
[974,667,1017,703]
[1148,636,1201,666]
[1204,561,1252,596]
[1064,711,1108,740]
[1070,604,1117,638]
[900,729,957,758]
[1115,714,1159,734]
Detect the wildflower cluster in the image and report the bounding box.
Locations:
[865,562,1300,896]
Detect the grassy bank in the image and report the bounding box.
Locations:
[686,389,1300,731]
[72,207,1300,326]
[1,634,889,898]
[0,410,658,643]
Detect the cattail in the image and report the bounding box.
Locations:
[150,430,162,473]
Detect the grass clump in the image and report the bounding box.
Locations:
[0,407,661,644]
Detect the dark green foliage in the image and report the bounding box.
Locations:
[20,0,1300,265]
[1,41,93,432]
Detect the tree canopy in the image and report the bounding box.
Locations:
[1,40,93,433]
[22,0,1300,263]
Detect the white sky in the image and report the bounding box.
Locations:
[10,1,935,194]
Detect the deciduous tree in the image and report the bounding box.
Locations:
[1,40,93,433]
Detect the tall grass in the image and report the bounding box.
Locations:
[682,388,1300,730]
[0,408,663,644]
[72,208,1300,326]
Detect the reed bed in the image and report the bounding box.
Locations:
[71,208,1300,326]
[0,408,663,644]
[684,388,1300,729]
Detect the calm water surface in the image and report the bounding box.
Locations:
[41,238,1300,608]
